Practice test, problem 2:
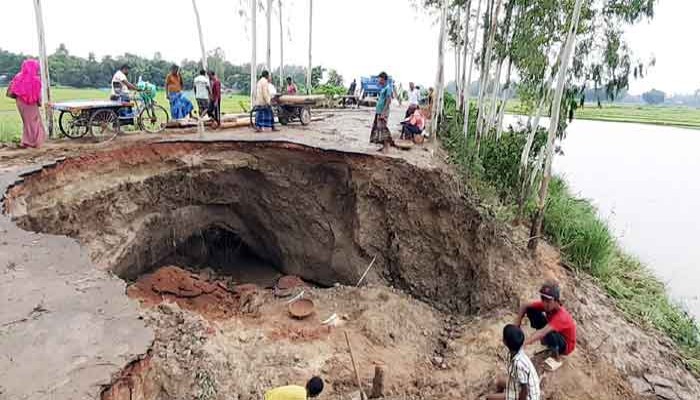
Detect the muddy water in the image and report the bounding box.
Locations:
[552,119,700,320]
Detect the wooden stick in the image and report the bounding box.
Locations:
[344,331,365,400]
[356,256,377,287]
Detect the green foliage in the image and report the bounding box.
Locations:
[642,88,666,105]
[313,84,346,97]
[326,69,344,87]
[437,96,700,374]
[542,177,615,275]
[480,127,546,202]
[0,46,329,95]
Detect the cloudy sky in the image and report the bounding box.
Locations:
[1,0,697,95]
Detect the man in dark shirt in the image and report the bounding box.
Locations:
[207,70,222,129]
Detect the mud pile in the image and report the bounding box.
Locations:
[3,140,699,400]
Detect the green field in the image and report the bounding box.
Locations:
[0,87,250,143]
[506,101,700,130]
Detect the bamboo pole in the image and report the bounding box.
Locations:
[529,0,585,250]
[278,0,284,87]
[32,0,53,137]
[344,331,366,400]
[191,0,208,71]
[266,0,272,73]
[250,0,257,106]
[306,0,313,94]
[430,0,448,135]
[463,0,482,138]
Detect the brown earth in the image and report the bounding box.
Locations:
[1,109,698,400]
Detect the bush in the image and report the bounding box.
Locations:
[542,178,615,275]
[313,84,346,97]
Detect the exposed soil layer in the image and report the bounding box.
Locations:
[4,141,519,315]
[3,139,699,400]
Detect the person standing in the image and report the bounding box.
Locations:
[193,69,211,118]
[348,79,357,96]
[254,70,277,132]
[515,282,577,363]
[6,59,46,148]
[370,71,393,153]
[286,77,298,95]
[408,82,420,107]
[486,325,541,400]
[207,70,222,129]
[165,64,193,120]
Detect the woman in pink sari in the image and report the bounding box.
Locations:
[7,59,46,148]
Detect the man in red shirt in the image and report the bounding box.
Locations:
[516,282,577,359]
[207,70,222,129]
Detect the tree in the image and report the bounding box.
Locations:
[326,69,343,87]
[529,0,585,250]
[642,89,665,105]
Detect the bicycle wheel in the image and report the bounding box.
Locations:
[249,107,257,128]
[89,109,120,142]
[139,104,169,133]
[58,111,89,139]
[299,107,311,125]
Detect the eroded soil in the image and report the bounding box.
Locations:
[1,110,698,400]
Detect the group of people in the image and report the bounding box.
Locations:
[370,74,427,153]
[111,63,222,127]
[262,281,575,400]
[486,281,577,400]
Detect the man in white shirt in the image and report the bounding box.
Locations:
[110,64,137,101]
[193,69,211,117]
[254,70,278,132]
[408,82,420,106]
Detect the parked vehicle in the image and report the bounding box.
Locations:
[360,75,394,99]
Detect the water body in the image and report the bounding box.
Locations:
[550,119,700,320]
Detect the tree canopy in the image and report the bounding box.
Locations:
[0,45,331,94]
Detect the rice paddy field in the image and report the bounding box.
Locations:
[0,87,250,143]
[506,101,700,130]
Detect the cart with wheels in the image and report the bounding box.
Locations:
[53,93,169,142]
[249,95,318,127]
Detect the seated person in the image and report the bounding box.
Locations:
[264,376,324,400]
[486,325,541,400]
[400,105,425,140]
[110,64,137,102]
[516,282,577,360]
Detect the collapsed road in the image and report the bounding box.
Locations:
[0,109,698,400]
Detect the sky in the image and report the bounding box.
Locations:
[1,0,697,95]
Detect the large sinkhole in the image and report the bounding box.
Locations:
[3,141,515,314]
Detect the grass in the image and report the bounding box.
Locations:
[506,100,700,130]
[438,101,700,374]
[0,86,250,143]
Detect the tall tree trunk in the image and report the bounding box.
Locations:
[306,0,313,94]
[250,0,257,106]
[455,8,462,110]
[496,56,513,133]
[475,0,502,156]
[32,0,53,137]
[463,0,482,138]
[528,0,585,250]
[278,0,284,87]
[266,0,272,73]
[459,0,473,112]
[192,0,208,71]
[431,1,449,135]
[485,59,503,136]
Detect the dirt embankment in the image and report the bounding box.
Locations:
[3,140,699,400]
